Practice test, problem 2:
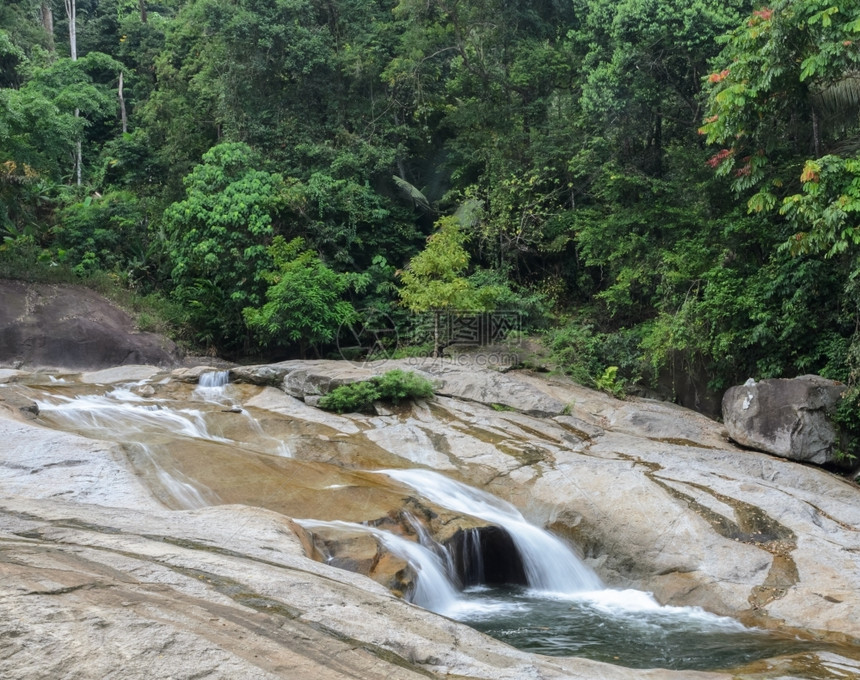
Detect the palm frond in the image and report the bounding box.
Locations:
[392,175,431,212]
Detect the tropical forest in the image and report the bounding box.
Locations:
[6,3,860,677]
[2,0,860,419]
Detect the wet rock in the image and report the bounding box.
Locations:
[0,389,39,419]
[0,497,716,680]
[6,363,860,676]
[80,364,164,384]
[722,375,847,464]
[291,521,416,595]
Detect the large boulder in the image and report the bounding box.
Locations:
[722,375,847,464]
[0,279,181,370]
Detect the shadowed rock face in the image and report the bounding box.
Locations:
[722,375,847,464]
[447,526,528,587]
[0,279,181,370]
[4,357,860,679]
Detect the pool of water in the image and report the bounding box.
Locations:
[457,586,815,671]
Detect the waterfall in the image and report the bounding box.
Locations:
[198,370,230,388]
[194,370,231,402]
[462,528,485,587]
[295,519,461,615]
[378,468,602,594]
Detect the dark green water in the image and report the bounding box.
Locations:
[458,586,815,671]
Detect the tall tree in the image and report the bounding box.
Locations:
[63,0,82,184]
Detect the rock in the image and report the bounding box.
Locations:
[722,375,847,464]
[234,358,569,416]
[6,363,860,678]
[230,362,296,386]
[0,496,722,680]
[0,388,39,419]
[0,279,182,370]
[80,364,165,384]
[291,520,416,595]
[0,368,27,383]
[280,362,373,399]
[398,358,567,416]
[170,365,225,382]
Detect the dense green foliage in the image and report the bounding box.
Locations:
[318,369,435,413]
[243,235,357,357]
[1,0,858,447]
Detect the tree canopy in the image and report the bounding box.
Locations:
[1,0,859,423]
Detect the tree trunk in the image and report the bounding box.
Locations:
[139,0,148,23]
[119,72,128,133]
[40,3,55,52]
[75,136,82,185]
[812,106,821,158]
[64,0,81,184]
[64,0,76,60]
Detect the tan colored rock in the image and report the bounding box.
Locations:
[0,495,728,680]
[6,360,860,678]
[80,364,165,384]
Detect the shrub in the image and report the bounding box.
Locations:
[318,370,435,413]
[317,380,382,414]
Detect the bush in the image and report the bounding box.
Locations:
[374,369,435,403]
[318,370,435,413]
[546,318,645,393]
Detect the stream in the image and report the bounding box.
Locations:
[29,371,825,672]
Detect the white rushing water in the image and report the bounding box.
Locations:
[33,376,751,648]
[379,468,603,593]
[36,389,231,443]
[375,468,748,632]
[294,518,462,615]
[193,370,231,402]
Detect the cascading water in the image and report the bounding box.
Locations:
[361,467,815,670]
[460,528,485,587]
[36,388,231,443]
[27,375,827,671]
[378,468,602,593]
[296,518,462,615]
[193,370,231,402]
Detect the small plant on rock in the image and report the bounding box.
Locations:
[318,370,435,413]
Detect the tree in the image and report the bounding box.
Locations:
[243,236,357,357]
[62,0,82,184]
[697,0,860,387]
[163,142,291,352]
[700,0,860,219]
[399,213,504,355]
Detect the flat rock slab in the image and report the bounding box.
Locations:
[0,495,731,680]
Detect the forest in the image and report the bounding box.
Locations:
[1,0,859,425]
